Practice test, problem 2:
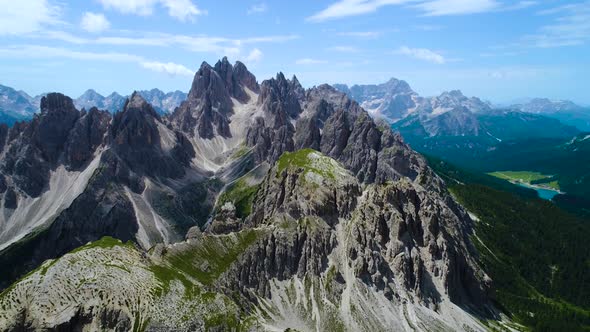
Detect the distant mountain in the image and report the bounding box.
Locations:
[0,85,188,125]
[429,90,491,115]
[335,80,491,122]
[137,89,187,114]
[74,89,186,114]
[0,85,37,125]
[508,98,590,131]
[334,78,425,121]
[510,98,583,114]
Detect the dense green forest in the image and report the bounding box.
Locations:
[410,131,590,220]
[428,158,590,332]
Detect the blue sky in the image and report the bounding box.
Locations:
[0,0,589,104]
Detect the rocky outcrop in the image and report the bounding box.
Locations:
[0,93,80,197]
[65,107,110,169]
[216,150,490,312]
[245,73,303,164]
[171,57,259,139]
[110,92,193,179]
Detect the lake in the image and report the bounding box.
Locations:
[516,182,561,200]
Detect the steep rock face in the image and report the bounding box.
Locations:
[110,92,193,179]
[171,57,259,139]
[0,93,81,197]
[246,73,302,163]
[215,57,260,103]
[346,179,489,306]
[214,150,492,329]
[65,107,110,169]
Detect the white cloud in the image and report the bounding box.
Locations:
[308,0,534,21]
[327,46,359,53]
[395,46,446,64]
[140,61,194,76]
[307,0,411,22]
[161,0,206,22]
[247,3,267,15]
[244,48,263,63]
[337,31,381,38]
[414,0,500,16]
[98,0,205,22]
[81,12,111,33]
[295,58,328,65]
[0,0,60,35]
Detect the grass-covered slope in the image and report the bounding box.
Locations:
[429,159,590,332]
[0,234,261,331]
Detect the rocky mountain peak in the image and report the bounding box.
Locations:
[40,93,77,115]
[127,91,155,113]
[258,72,303,123]
[79,89,103,99]
[383,77,413,93]
[233,60,259,93]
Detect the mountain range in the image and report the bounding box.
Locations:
[336,79,589,221]
[0,85,187,125]
[0,59,588,331]
[335,80,590,132]
[0,58,500,331]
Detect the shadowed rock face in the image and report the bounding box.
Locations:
[0,93,84,197]
[110,92,193,179]
[65,107,111,170]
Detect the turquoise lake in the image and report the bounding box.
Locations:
[516,182,561,200]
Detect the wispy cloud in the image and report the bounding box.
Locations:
[140,61,194,76]
[413,24,444,31]
[327,45,360,53]
[247,3,267,15]
[307,0,412,22]
[32,30,298,58]
[337,31,381,39]
[308,0,535,21]
[98,0,206,22]
[0,0,61,35]
[522,1,590,48]
[295,58,328,65]
[413,0,500,16]
[80,12,111,33]
[395,46,446,64]
[0,45,194,77]
[0,45,142,62]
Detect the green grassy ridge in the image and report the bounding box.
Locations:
[216,178,259,218]
[430,159,590,331]
[158,229,261,286]
[277,148,337,180]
